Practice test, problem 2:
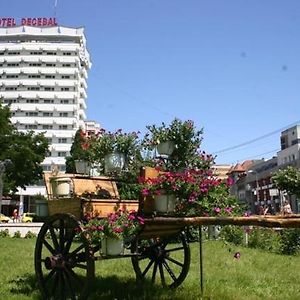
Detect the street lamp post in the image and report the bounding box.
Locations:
[0,159,12,213]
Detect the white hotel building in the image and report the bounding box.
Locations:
[0,25,92,211]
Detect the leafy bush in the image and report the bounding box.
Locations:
[278,228,300,255]
[13,231,21,238]
[24,231,37,239]
[0,229,10,237]
[219,225,244,245]
[248,227,280,252]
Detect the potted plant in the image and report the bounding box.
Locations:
[82,209,144,256]
[139,168,238,216]
[142,118,211,172]
[66,129,94,175]
[92,129,141,174]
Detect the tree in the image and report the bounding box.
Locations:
[0,104,49,193]
[272,166,300,198]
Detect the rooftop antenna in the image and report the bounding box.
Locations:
[54,0,58,18]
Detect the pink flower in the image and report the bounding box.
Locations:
[214,207,221,214]
[141,188,150,196]
[234,252,241,259]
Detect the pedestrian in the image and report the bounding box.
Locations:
[281,200,292,215]
[12,208,18,222]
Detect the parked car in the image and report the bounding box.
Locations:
[21,212,37,223]
[0,213,12,223]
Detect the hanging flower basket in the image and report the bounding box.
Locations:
[75,160,91,175]
[104,152,125,174]
[156,141,175,156]
[101,237,124,256]
[154,193,177,213]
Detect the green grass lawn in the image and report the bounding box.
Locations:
[1,237,300,299]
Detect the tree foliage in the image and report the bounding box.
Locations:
[272,166,300,198]
[0,104,49,193]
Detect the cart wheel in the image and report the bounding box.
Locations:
[131,231,190,288]
[35,213,95,299]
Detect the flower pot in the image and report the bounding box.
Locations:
[104,153,125,174]
[156,141,175,156]
[75,160,91,175]
[101,237,124,256]
[51,177,71,198]
[154,194,177,213]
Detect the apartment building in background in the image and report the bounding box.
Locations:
[0,24,91,213]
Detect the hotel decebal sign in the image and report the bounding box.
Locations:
[0,17,58,27]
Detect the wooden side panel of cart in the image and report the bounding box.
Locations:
[43,173,138,219]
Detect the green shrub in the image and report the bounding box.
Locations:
[278,228,300,255]
[0,229,10,237]
[13,231,21,238]
[24,231,37,239]
[248,227,280,252]
[219,225,244,245]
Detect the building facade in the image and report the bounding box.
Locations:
[0,25,91,172]
[0,25,91,214]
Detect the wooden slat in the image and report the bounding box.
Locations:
[143,215,300,229]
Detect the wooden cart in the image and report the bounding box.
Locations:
[34,170,300,299]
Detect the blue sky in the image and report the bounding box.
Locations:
[1,1,300,165]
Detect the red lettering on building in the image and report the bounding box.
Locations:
[0,17,58,27]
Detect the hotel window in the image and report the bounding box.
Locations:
[28,75,41,78]
[59,112,68,117]
[58,138,67,143]
[5,87,17,91]
[42,125,53,129]
[44,99,54,103]
[63,52,72,56]
[60,100,69,104]
[44,87,55,91]
[58,151,67,157]
[8,51,20,55]
[30,51,43,55]
[28,87,40,91]
[26,99,39,103]
[62,63,71,67]
[46,52,57,55]
[25,124,38,129]
[61,87,70,91]
[7,63,19,67]
[6,74,18,78]
[59,125,68,130]
[45,63,56,67]
[43,112,53,117]
[62,75,70,79]
[29,63,42,66]
[45,75,55,79]
[26,112,38,116]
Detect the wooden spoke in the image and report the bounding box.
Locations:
[49,226,60,251]
[63,230,76,255]
[151,261,158,284]
[73,263,88,270]
[165,246,185,253]
[159,262,166,287]
[165,256,184,267]
[59,218,65,253]
[162,260,177,282]
[142,259,155,277]
[70,244,85,256]
[42,239,55,255]
[65,266,82,286]
[44,269,56,285]
[63,269,77,300]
